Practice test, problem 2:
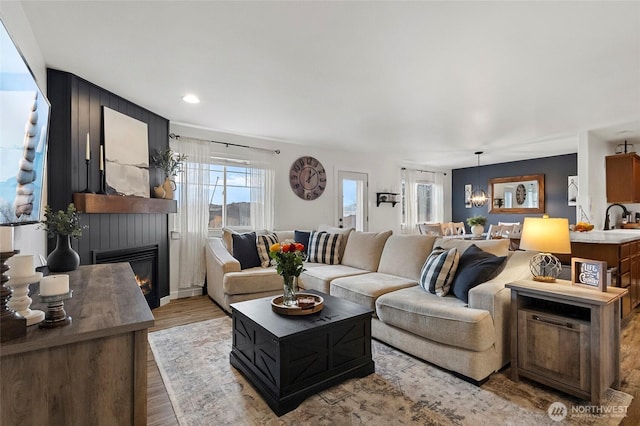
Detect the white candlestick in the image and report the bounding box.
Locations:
[85,133,90,161]
[40,274,70,296]
[100,145,104,171]
[0,226,14,252]
[7,254,34,278]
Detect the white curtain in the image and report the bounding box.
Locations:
[172,137,210,289]
[249,147,275,231]
[402,168,418,234]
[432,171,445,223]
[171,138,276,289]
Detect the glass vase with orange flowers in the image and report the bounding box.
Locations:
[269,241,306,306]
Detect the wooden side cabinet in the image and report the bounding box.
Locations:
[507,280,626,404]
[606,153,640,203]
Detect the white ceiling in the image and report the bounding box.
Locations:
[18,1,640,169]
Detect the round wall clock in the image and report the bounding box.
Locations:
[289,156,326,200]
[516,184,527,205]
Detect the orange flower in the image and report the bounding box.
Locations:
[295,243,304,252]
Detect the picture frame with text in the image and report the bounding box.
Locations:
[571,258,607,292]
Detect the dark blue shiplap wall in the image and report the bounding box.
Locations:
[452,153,577,228]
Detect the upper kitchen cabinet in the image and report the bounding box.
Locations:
[606,153,640,203]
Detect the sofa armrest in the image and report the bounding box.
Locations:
[468,250,535,370]
[205,238,241,308]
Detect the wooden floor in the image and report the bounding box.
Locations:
[147,296,640,425]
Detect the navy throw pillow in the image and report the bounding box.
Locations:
[232,232,261,270]
[294,230,311,255]
[451,244,507,303]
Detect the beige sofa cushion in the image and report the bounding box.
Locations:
[223,267,285,295]
[377,235,437,281]
[433,237,509,257]
[274,230,295,241]
[341,230,393,271]
[375,286,496,352]
[299,264,368,293]
[330,272,417,310]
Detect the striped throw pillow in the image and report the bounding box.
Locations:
[419,247,459,297]
[256,233,278,267]
[307,232,342,264]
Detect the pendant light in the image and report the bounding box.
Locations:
[471,151,488,207]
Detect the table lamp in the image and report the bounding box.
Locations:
[519,216,571,282]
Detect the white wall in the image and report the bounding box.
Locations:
[171,122,452,233]
[578,130,640,230]
[168,123,452,297]
[1,1,48,261]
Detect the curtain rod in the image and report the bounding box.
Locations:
[169,133,280,155]
[401,167,447,176]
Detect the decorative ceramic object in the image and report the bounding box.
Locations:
[471,224,484,237]
[153,177,175,199]
[47,234,80,272]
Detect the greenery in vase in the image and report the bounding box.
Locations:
[39,203,87,238]
[151,147,188,178]
[269,241,306,278]
[466,215,487,227]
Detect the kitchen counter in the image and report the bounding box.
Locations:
[570,230,640,244]
[567,233,640,317]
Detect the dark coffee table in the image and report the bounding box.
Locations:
[229,290,374,416]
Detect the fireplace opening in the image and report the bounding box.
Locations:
[93,245,159,309]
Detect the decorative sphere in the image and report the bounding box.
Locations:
[529,253,563,281]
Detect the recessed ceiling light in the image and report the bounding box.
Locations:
[182,94,200,104]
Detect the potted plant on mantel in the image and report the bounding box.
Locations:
[466,215,487,237]
[151,147,188,199]
[40,203,87,272]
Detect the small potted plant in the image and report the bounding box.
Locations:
[40,203,87,272]
[151,147,188,199]
[466,215,487,237]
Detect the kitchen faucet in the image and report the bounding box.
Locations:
[603,203,629,230]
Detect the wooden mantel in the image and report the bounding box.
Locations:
[73,193,177,214]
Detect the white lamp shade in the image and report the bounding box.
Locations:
[519,217,571,254]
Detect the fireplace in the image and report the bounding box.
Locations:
[93,245,159,309]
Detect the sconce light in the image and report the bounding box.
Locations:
[471,151,488,207]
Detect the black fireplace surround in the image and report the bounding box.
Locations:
[93,245,159,309]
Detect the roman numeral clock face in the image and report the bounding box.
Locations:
[289,156,326,200]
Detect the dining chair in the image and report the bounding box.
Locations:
[419,223,443,236]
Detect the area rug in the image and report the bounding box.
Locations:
[148,317,632,426]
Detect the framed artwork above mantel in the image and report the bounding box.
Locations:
[488,174,545,214]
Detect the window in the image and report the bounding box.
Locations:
[175,158,264,230]
[402,180,436,224]
[401,168,443,233]
[416,182,434,222]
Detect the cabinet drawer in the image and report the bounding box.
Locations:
[517,309,590,393]
[620,271,631,288]
[620,257,630,274]
[621,243,631,259]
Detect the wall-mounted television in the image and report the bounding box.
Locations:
[0,19,50,226]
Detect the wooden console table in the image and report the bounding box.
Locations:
[0,263,154,425]
[507,279,626,404]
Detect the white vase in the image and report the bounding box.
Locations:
[471,224,484,237]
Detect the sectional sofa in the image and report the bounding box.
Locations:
[205,226,535,382]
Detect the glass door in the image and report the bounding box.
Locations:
[338,171,368,231]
